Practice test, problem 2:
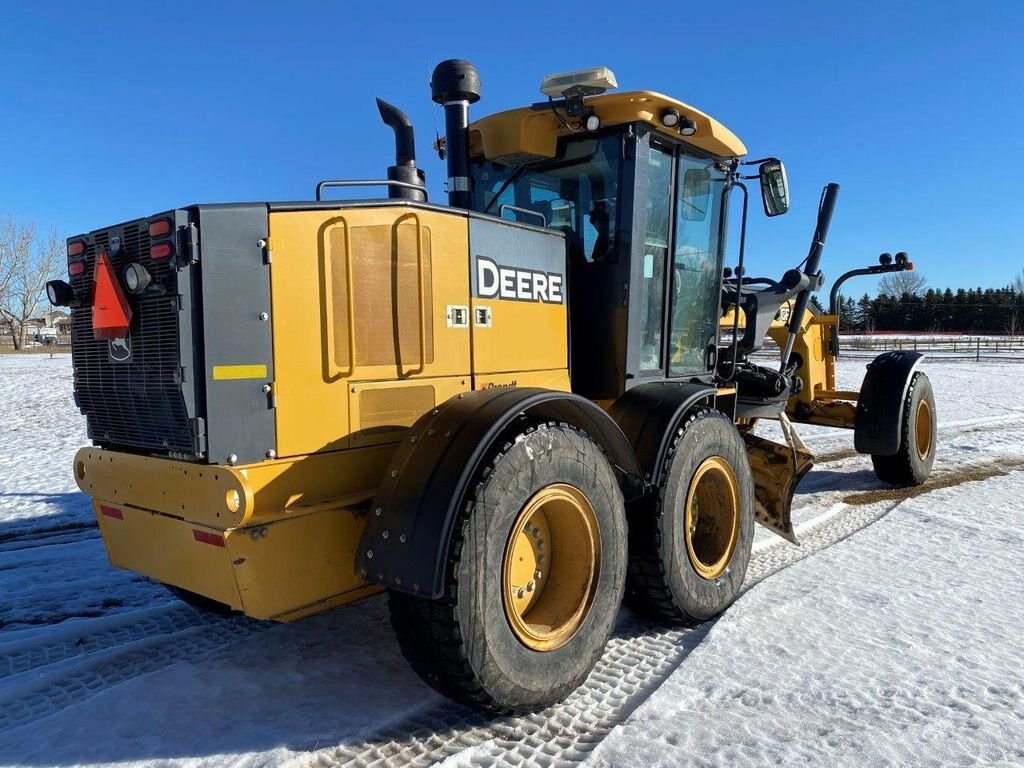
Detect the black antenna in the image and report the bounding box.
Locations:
[427,58,446,160]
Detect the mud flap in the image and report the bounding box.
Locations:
[743,414,814,544]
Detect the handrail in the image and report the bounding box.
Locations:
[316,179,428,202]
[498,204,547,227]
[399,212,429,376]
[320,217,357,379]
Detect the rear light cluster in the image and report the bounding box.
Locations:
[148,218,174,260]
[67,239,87,276]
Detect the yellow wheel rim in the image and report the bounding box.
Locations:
[684,456,740,581]
[502,483,601,652]
[915,399,932,461]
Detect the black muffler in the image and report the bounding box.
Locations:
[376,98,426,201]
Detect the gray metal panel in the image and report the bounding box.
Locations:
[174,209,203,451]
[468,217,566,302]
[195,204,276,465]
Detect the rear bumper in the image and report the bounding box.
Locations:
[93,498,381,621]
[78,446,392,621]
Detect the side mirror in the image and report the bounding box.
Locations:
[759,160,789,217]
[680,168,710,221]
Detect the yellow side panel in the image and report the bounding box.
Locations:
[349,376,469,448]
[95,501,243,609]
[227,506,381,621]
[471,299,567,375]
[268,207,471,458]
[474,368,570,392]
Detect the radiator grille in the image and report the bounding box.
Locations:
[69,217,197,456]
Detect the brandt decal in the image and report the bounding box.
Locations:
[475,256,564,304]
[109,334,132,363]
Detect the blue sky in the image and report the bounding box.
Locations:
[2,0,1022,294]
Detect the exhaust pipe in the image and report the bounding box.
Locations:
[431,59,481,209]
[376,98,426,201]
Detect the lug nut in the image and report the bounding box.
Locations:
[535,570,543,580]
[526,580,535,592]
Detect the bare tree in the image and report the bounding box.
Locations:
[0,214,62,349]
[878,269,927,298]
[1007,308,1020,340]
[1012,270,1024,296]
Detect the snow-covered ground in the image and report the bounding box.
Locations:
[1,352,1023,767]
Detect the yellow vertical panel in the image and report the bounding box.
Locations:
[268,207,470,458]
[470,299,568,375]
[348,376,470,448]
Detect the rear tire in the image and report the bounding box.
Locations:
[388,422,627,714]
[625,410,755,625]
[871,372,936,486]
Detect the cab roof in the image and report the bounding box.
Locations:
[468,90,747,166]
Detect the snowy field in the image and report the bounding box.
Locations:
[1,352,1023,767]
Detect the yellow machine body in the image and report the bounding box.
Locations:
[79,204,570,621]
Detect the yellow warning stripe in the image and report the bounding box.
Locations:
[211,364,268,381]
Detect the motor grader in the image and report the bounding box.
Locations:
[48,59,936,713]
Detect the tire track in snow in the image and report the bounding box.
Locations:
[300,496,912,768]
[0,522,99,555]
[4,417,1021,757]
[0,615,267,732]
[0,604,218,681]
[0,440,887,690]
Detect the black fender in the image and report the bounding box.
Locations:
[355,387,643,599]
[608,381,718,484]
[854,350,924,456]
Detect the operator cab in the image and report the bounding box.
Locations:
[467,69,789,401]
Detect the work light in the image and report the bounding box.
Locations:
[124,263,152,294]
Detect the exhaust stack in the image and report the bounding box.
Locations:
[376,98,426,201]
[431,59,481,209]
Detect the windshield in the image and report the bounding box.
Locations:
[469,135,623,264]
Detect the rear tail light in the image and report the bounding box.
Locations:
[67,240,86,258]
[148,218,173,238]
[69,261,87,276]
[150,241,174,260]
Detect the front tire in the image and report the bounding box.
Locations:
[872,371,936,486]
[626,410,755,625]
[388,422,627,713]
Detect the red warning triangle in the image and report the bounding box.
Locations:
[92,251,133,340]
